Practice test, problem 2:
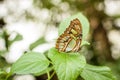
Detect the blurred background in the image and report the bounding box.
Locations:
[0,0,120,80]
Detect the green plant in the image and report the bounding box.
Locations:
[0,30,23,80]
[1,13,116,80]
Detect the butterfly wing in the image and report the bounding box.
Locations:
[56,18,82,52]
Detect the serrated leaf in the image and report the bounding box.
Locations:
[48,48,86,80]
[81,64,116,80]
[11,52,50,75]
[59,13,89,39]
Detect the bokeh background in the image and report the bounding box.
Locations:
[0,0,120,80]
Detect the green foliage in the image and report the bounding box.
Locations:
[0,50,7,56]
[81,64,116,80]
[0,31,4,38]
[0,69,7,80]
[48,48,86,80]
[10,52,50,75]
[8,32,23,47]
[8,13,116,80]
[29,37,46,50]
[0,57,8,68]
[0,69,6,75]
[0,30,23,51]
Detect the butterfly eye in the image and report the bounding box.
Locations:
[56,18,82,52]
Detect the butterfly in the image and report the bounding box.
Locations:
[56,18,82,52]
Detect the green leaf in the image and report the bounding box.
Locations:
[11,52,50,75]
[81,64,116,80]
[48,48,86,80]
[29,37,46,50]
[59,13,89,39]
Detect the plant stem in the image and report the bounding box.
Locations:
[47,71,56,80]
[50,71,55,79]
[47,71,51,80]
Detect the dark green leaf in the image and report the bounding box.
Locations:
[81,64,116,80]
[11,52,50,75]
[48,48,86,80]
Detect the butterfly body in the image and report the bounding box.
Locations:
[56,18,82,52]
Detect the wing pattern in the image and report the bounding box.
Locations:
[56,18,82,52]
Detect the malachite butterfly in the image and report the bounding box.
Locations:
[56,18,82,52]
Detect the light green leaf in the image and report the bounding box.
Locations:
[48,48,86,80]
[81,64,116,80]
[11,52,50,75]
[59,13,89,39]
